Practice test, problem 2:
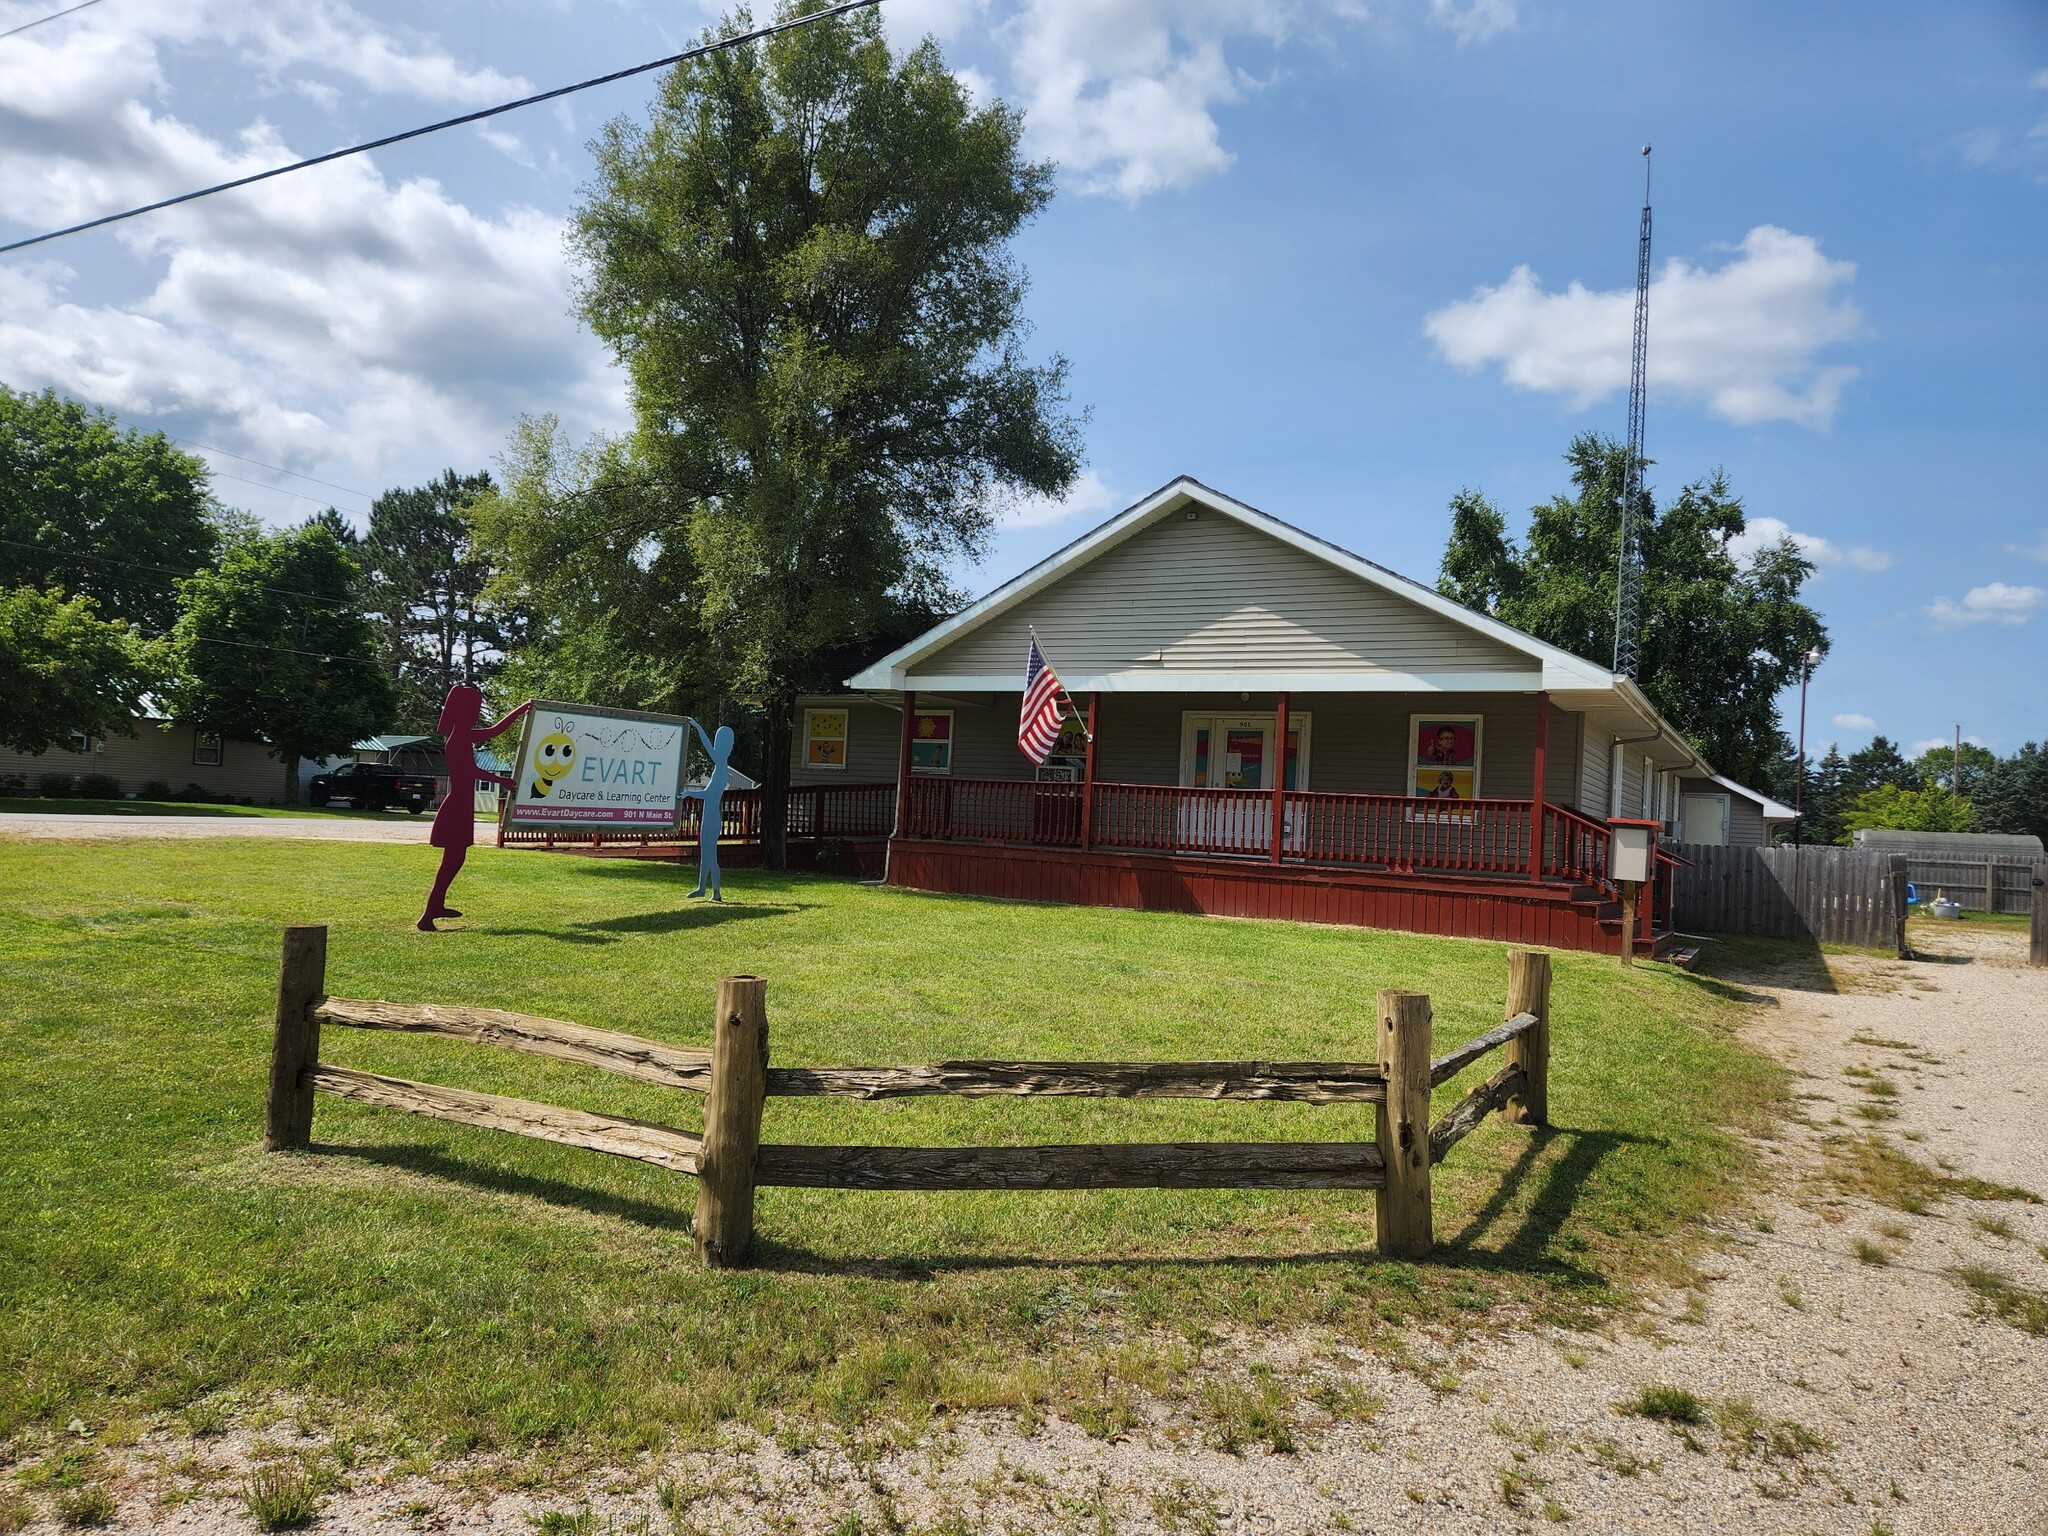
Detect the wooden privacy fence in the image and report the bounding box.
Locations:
[1667,843,1909,953]
[1891,856,2039,916]
[264,926,1553,1265]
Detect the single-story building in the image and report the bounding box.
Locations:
[0,716,289,802]
[1674,773,1796,847]
[787,476,1781,955]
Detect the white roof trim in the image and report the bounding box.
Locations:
[845,476,1625,694]
[880,669,1543,695]
[1707,772,1797,821]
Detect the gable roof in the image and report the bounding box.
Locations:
[849,476,1623,697]
[1705,772,1797,822]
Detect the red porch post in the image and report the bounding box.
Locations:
[1081,692,1099,853]
[1529,689,1549,880]
[892,690,916,840]
[1270,691,1291,865]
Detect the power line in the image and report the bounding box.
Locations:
[0,0,105,42]
[0,0,882,257]
[207,468,355,508]
[169,437,375,503]
[0,535,360,611]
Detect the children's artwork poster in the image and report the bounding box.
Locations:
[1410,715,1481,801]
[505,703,688,826]
[804,708,848,768]
[909,710,953,772]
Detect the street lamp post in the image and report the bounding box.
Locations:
[1794,648,1822,846]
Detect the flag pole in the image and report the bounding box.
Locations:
[1029,626,1093,742]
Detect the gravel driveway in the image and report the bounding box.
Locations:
[0,813,434,842]
[18,925,2048,1534]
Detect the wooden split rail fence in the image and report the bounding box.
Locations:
[264,926,1554,1264]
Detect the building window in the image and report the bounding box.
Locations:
[802,708,848,770]
[193,732,223,767]
[1409,715,1482,801]
[909,709,953,773]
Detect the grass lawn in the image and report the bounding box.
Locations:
[0,797,387,819]
[0,837,1784,1466]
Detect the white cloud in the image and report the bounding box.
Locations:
[1927,582,2047,629]
[1423,225,1867,429]
[1429,0,1516,45]
[2009,530,2048,561]
[1727,515,1891,574]
[1832,713,1877,732]
[0,1,616,508]
[888,3,1507,204]
[1909,735,1986,757]
[1001,468,1120,527]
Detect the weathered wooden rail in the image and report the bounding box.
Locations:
[264,927,1553,1265]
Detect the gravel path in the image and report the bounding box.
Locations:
[0,813,434,842]
[15,924,2047,1534]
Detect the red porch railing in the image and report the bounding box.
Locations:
[499,782,897,849]
[901,777,1620,890]
[1539,804,1617,897]
[1284,790,1533,877]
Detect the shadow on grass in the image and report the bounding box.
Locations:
[476,903,804,942]
[317,1140,693,1232]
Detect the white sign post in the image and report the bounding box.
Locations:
[503,702,687,830]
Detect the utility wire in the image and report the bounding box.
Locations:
[0,0,104,42]
[169,437,376,503]
[0,0,882,256]
[207,469,356,508]
[0,535,361,611]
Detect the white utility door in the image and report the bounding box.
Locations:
[1680,793,1729,846]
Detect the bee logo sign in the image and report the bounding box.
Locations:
[505,703,687,827]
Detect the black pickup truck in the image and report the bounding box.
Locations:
[307,761,437,813]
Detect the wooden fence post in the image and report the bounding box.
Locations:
[1375,989,1433,1259]
[1502,950,1551,1127]
[264,924,327,1151]
[695,975,769,1267]
[2031,862,2048,969]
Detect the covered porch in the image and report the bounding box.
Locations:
[872,688,1677,956]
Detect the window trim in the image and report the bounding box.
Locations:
[801,707,850,772]
[193,731,224,767]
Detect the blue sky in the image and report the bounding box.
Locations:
[0,0,2042,761]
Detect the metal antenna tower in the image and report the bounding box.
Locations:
[1612,145,1652,678]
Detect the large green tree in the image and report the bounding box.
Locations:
[470,416,715,718]
[168,525,394,801]
[0,587,160,755]
[358,470,503,730]
[0,386,217,631]
[1437,434,1828,788]
[569,3,1082,863]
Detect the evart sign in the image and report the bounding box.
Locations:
[504,702,687,827]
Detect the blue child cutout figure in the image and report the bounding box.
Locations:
[682,719,733,901]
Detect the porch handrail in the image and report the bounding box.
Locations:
[1539,804,1616,899]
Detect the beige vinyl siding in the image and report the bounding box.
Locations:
[908,510,1535,683]
[859,691,1591,810]
[1611,746,1644,819]
[1578,729,1610,814]
[0,720,289,801]
[789,700,902,786]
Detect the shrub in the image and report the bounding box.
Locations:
[33,771,74,799]
[138,779,172,800]
[0,773,26,797]
[174,782,208,802]
[76,772,121,800]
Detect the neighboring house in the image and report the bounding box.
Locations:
[790,477,1777,955]
[0,716,288,802]
[1673,774,1796,847]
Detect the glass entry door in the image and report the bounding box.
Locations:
[1177,713,1309,855]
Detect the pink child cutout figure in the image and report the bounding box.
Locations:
[419,684,532,932]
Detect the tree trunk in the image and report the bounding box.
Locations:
[761,690,795,871]
[283,752,301,805]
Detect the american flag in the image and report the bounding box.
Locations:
[1017,637,1068,763]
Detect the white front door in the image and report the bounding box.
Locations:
[1177,713,1310,854]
